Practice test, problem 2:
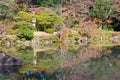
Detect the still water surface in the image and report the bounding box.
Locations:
[0,43,120,80]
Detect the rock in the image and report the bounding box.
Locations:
[0,54,24,66]
[117,55,120,59]
[0,66,21,73]
[63,40,71,44]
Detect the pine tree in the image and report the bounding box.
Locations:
[89,0,117,29]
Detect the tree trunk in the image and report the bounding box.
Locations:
[98,20,106,29]
[44,25,46,31]
[99,23,103,29]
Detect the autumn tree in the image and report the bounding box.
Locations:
[60,0,93,28]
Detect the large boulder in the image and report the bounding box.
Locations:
[0,53,24,66]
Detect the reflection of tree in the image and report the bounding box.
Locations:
[110,45,120,54]
[48,44,88,80]
[89,56,117,77]
[19,59,62,73]
[2,46,18,56]
[57,44,103,68]
[0,74,4,80]
[50,45,118,80]
[17,46,35,62]
[2,43,120,79]
[53,55,117,80]
[0,72,19,80]
[53,44,80,60]
[37,50,56,59]
[19,45,63,73]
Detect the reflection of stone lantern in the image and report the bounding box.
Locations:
[33,50,37,65]
[33,59,37,65]
[112,33,119,44]
[32,11,36,26]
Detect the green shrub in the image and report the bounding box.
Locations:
[46,28,54,33]
[39,38,45,43]
[21,5,28,11]
[16,37,20,40]
[73,20,79,24]
[14,22,36,40]
[46,50,55,55]
[21,38,26,41]
[68,31,74,37]
[13,21,32,29]
[68,48,78,53]
[74,37,79,41]
[50,36,60,43]
[0,39,2,43]
[6,29,16,34]
[39,7,46,10]
[103,24,113,31]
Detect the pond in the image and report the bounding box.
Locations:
[0,42,120,80]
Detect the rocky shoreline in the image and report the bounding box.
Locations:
[0,53,23,66]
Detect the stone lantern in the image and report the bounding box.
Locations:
[32,18,36,26]
[32,11,36,26]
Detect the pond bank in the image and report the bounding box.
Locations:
[1,29,120,47]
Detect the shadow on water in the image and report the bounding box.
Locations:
[0,42,120,80]
[0,66,21,80]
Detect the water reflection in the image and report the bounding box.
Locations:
[0,43,120,80]
[0,66,20,80]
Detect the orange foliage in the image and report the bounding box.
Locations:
[93,24,99,28]
[106,20,112,24]
[61,44,67,50]
[105,49,112,54]
[18,3,23,8]
[61,29,69,40]
[96,54,102,59]
[96,19,102,24]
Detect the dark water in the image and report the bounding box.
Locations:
[0,43,120,80]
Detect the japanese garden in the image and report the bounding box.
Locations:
[0,0,120,80]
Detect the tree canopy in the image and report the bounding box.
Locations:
[89,0,117,20]
[13,21,36,40]
[31,0,61,7]
[14,11,34,22]
[36,13,63,31]
[89,0,118,29]
[0,0,19,20]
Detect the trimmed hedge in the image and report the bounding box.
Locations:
[45,28,54,33]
